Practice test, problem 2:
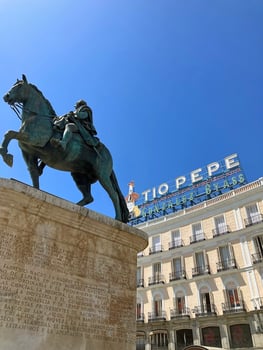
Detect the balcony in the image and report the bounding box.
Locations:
[148,311,167,322]
[216,258,237,272]
[222,300,246,313]
[170,306,190,319]
[192,265,210,277]
[136,313,145,323]
[149,245,163,255]
[190,232,206,244]
[148,274,165,286]
[212,225,231,237]
[169,239,184,250]
[137,279,144,288]
[194,303,217,317]
[252,252,263,264]
[251,297,263,309]
[244,214,263,227]
[169,270,186,282]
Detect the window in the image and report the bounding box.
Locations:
[150,331,168,349]
[176,329,193,350]
[136,333,145,350]
[227,288,241,308]
[217,245,235,270]
[150,235,162,254]
[230,324,253,348]
[149,262,164,285]
[254,235,263,258]
[201,326,222,347]
[150,294,165,320]
[245,204,261,225]
[191,223,205,243]
[214,215,228,235]
[169,229,182,249]
[153,262,161,277]
[137,267,144,287]
[136,301,143,321]
[174,292,185,314]
[171,257,184,280]
[223,282,245,312]
[199,289,213,314]
[193,251,209,276]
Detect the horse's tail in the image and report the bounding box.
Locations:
[110,170,129,223]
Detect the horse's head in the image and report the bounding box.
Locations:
[3,74,29,105]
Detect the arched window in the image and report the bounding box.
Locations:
[176,329,193,350]
[197,285,215,315]
[136,332,146,350]
[201,326,222,347]
[136,297,144,322]
[230,324,253,348]
[223,281,245,312]
[150,330,168,350]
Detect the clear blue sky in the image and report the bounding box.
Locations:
[0,0,262,220]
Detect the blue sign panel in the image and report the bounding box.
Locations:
[128,154,246,225]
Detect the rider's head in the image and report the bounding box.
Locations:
[75,99,87,109]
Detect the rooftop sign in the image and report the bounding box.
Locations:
[127,153,246,225]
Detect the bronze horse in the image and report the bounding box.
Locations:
[0,75,129,223]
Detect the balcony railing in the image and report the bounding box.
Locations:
[192,264,210,277]
[149,245,163,255]
[170,307,190,319]
[169,270,186,281]
[194,303,217,316]
[216,258,237,271]
[137,279,144,288]
[148,274,165,286]
[169,239,184,250]
[136,313,145,323]
[148,311,166,322]
[251,297,263,309]
[190,232,206,244]
[244,214,263,227]
[222,299,246,313]
[212,225,230,237]
[252,252,263,264]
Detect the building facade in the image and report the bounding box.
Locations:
[133,178,263,350]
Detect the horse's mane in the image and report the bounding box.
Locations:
[29,83,57,116]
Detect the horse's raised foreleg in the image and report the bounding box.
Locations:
[0,130,30,167]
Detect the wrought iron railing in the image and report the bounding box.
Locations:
[170,306,190,319]
[168,239,184,249]
[148,311,167,321]
[244,214,263,227]
[149,245,163,254]
[216,258,237,271]
[212,225,230,237]
[222,299,246,313]
[137,279,144,288]
[252,252,263,264]
[169,270,186,281]
[192,264,210,277]
[190,232,206,244]
[136,313,145,322]
[148,274,165,286]
[194,303,217,316]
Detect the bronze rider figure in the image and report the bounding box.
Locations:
[52,99,99,150]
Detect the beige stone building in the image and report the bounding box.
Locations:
[133,178,263,350]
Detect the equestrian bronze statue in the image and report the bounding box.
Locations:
[0,75,129,223]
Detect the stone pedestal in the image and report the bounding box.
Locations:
[0,178,148,350]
